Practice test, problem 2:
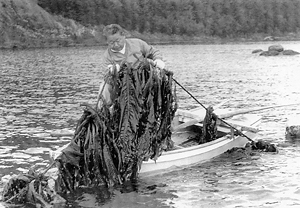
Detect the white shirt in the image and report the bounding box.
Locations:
[111,43,126,54]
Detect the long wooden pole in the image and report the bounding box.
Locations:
[173,78,300,143]
[174,102,300,132]
[173,78,256,143]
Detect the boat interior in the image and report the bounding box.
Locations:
[170,108,262,149]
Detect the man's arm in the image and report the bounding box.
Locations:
[139,39,162,60]
[139,39,165,69]
[102,50,114,72]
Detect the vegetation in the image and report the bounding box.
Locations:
[38,0,300,39]
[56,60,176,190]
[2,60,177,204]
[0,0,101,49]
[1,0,300,49]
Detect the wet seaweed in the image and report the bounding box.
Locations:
[55,59,177,192]
[2,60,177,205]
[2,167,66,207]
[201,106,218,143]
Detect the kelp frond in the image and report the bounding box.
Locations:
[2,59,177,206]
[55,59,177,191]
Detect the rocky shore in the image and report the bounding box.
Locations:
[0,0,104,49]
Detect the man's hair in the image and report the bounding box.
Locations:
[103,24,125,38]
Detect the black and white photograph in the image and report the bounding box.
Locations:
[1,0,300,207]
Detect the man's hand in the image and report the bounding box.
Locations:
[154,59,165,69]
[108,64,120,73]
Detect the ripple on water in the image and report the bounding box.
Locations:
[11,152,31,159]
[20,147,52,154]
[1,43,300,207]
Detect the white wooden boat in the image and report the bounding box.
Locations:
[49,102,300,177]
[50,107,262,176]
[139,107,261,176]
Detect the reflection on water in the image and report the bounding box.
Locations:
[1,42,300,207]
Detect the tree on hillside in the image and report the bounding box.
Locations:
[37,0,300,38]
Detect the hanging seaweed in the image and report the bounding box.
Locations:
[201,106,218,143]
[2,59,177,206]
[55,59,177,192]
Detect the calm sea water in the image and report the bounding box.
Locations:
[1,42,300,208]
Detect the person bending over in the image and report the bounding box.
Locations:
[98,24,165,106]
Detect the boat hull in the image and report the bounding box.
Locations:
[139,131,256,176]
[49,108,261,177]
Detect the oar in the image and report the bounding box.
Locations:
[172,102,300,133]
[172,78,256,143]
[219,103,300,119]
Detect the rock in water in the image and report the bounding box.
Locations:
[260,50,280,56]
[286,116,300,137]
[282,50,300,55]
[252,49,263,54]
[268,44,284,52]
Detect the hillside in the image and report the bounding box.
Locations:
[1,0,300,49]
[37,0,300,42]
[0,0,104,49]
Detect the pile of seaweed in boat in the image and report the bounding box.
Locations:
[178,106,218,148]
[2,59,177,205]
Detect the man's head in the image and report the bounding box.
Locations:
[103,24,126,52]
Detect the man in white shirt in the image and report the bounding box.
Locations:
[99,24,165,106]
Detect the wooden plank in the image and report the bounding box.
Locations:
[175,112,261,133]
[189,99,230,113]
[176,103,300,124]
[172,119,202,132]
[192,122,231,133]
[219,120,260,133]
[175,109,205,120]
[173,100,230,132]
[223,114,262,126]
[184,116,260,133]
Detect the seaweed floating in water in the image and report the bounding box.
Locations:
[55,59,177,192]
[251,139,278,152]
[224,139,278,160]
[2,166,66,207]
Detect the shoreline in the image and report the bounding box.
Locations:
[1,36,300,51]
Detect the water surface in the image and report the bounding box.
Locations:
[1,42,300,207]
